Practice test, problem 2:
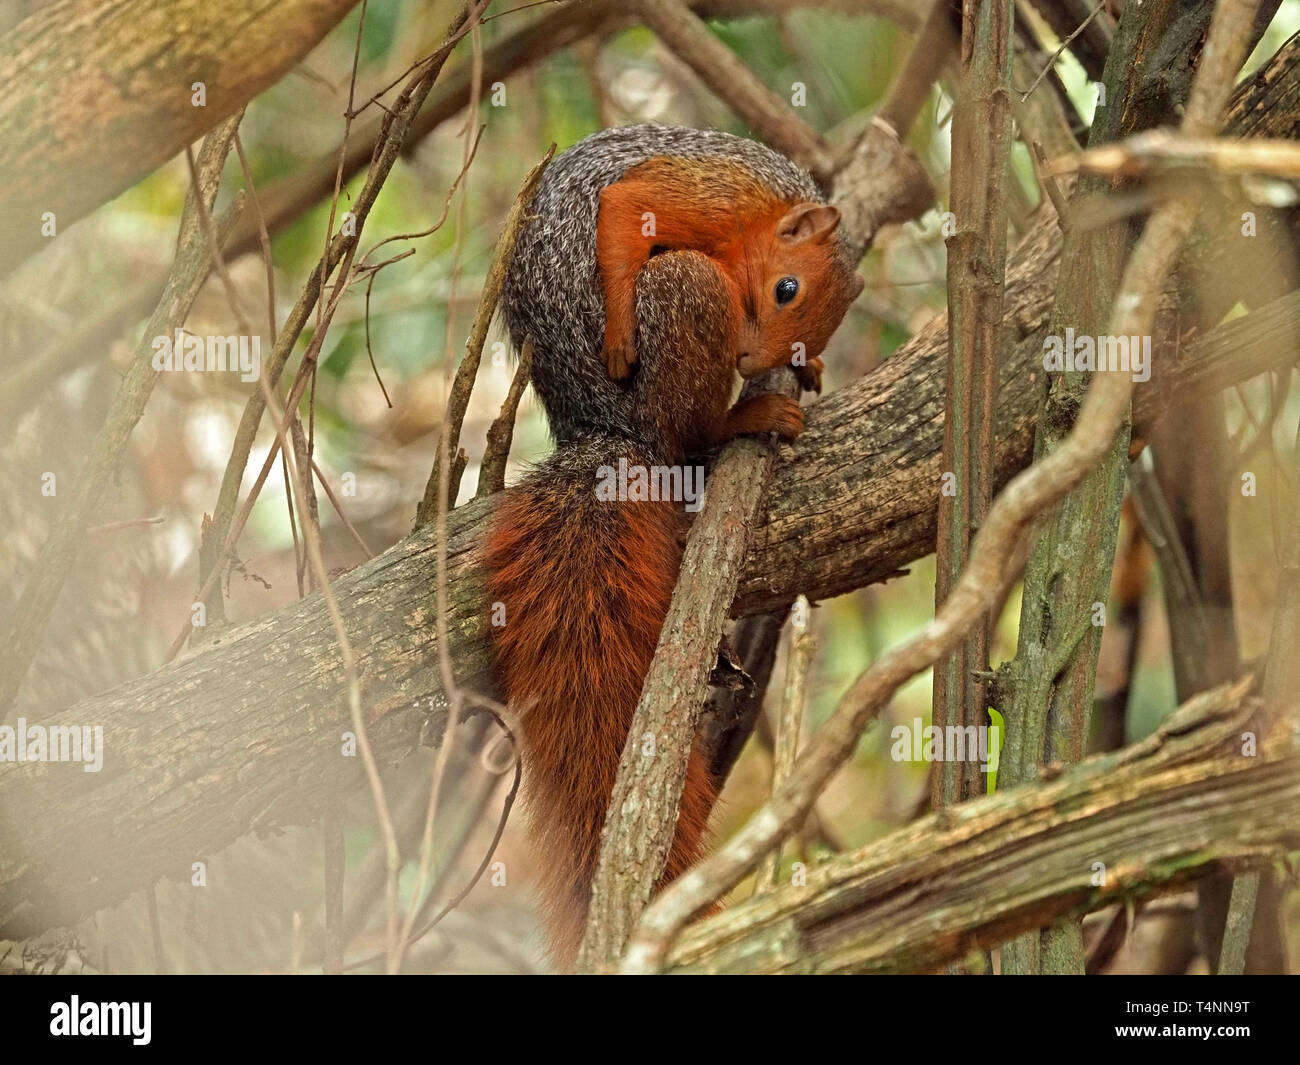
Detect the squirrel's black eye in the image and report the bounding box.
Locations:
[774,276,799,306]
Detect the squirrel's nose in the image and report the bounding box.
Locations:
[736,350,759,377]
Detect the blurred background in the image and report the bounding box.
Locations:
[2,0,1299,973]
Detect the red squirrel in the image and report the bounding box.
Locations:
[597,153,858,389]
[488,125,861,967]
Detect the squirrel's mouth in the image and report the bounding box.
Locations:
[736,351,761,377]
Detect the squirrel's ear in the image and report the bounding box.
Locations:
[777,203,841,245]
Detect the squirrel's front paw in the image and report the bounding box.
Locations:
[602,333,639,381]
[758,394,805,440]
[725,393,804,442]
[792,356,824,394]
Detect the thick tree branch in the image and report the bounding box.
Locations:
[0,0,358,273]
[663,683,1299,974]
[577,378,795,971]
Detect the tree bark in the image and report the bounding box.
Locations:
[933,0,1014,809]
[663,685,1299,974]
[0,0,358,273]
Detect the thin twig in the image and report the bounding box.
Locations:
[355,121,486,412]
[346,700,522,972]
[1053,130,1300,180]
[474,334,534,500]
[318,0,370,337]
[261,355,403,971]
[184,135,253,337]
[233,132,278,344]
[414,143,555,528]
[392,11,490,976]
[311,459,375,558]
[191,118,312,604]
[282,448,306,598]
[86,516,166,535]
[1016,2,1106,100]
[190,0,486,647]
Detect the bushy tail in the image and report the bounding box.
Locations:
[483,442,718,967]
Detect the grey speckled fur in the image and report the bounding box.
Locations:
[501,123,826,445]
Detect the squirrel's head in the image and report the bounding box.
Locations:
[733,202,864,380]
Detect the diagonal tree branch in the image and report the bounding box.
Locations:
[663,682,1299,974]
[3,7,1297,942]
[0,0,359,274]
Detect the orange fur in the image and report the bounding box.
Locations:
[485,477,717,967]
[597,156,863,383]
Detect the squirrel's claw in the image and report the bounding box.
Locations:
[792,355,824,394]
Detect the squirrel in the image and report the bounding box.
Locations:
[485,124,862,967]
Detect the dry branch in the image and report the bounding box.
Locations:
[664,684,1299,974]
[475,336,535,501]
[1059,130,1300,179]
[629,0,835,178]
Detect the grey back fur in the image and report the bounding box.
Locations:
[500,123,823,445]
